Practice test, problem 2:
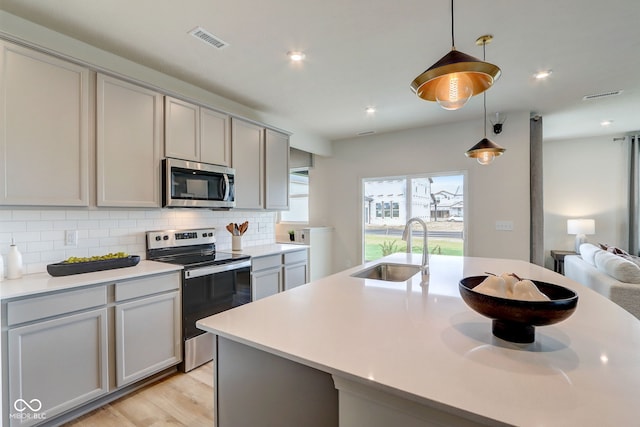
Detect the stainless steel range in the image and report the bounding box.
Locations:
[146,228,251,372]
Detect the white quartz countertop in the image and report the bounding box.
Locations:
[0,260,183,300]
[233,243,309,258]
[197,254,640,426]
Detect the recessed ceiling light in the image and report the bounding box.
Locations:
[600,120,613,127]
[365,106,376,114]
[534,69,552,80]
[287,51,305,62]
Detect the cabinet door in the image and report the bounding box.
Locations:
[97,74,162,207]
[8,308,108,426]
[252,267,282,300]
[164,96,199,161]
[231,119,264,209]
[114,291,181,387]
[265,129,290,210]
[283,262,308,291]
[201,107,231,166]
[0,41,89,206]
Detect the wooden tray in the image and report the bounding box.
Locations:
[47,256,141,277]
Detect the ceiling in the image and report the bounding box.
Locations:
[1,0,639,142]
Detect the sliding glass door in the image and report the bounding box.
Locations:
[362,173,465,262]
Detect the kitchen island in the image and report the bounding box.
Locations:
[196,254,640,427]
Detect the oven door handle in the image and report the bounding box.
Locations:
[184,260,251,278]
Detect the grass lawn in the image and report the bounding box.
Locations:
[365,234,463,261]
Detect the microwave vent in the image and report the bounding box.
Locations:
[189,27,229,49]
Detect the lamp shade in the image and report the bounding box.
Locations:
[410,49,501,110]
[567,219,595,235]
[567,219,595,253]
[465,137,505,165]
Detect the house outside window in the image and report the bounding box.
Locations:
[279,171,309,223]
[362,173,465,262]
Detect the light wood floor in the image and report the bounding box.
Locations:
[63,362,215,426]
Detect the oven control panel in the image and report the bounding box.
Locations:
[147,228,216,249]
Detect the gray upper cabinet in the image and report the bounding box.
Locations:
[96,74,163,207]
[232,119,290,210]
[164,96,200,161]
[201,106,231,166]
[265,129,290,210]
[0,40,90,206]
[164,96,231,166]
[231,118,265,209]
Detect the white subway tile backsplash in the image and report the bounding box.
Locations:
[89,229,109,238]
[65,210,90,220]
[1,221,27,232]
[0,208,277,275]
[14,210,41,221]
[27,221,54,232]
[27,241,54,252]
[88,211,111,220]
[41,211,67,220]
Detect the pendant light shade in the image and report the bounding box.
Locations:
[465,35,505,165]
[410,0,501,110]
[411,50,501,110]
[465,137,505,165]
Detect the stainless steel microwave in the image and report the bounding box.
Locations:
[163,158,235,209]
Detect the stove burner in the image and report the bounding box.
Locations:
[146,228,250,269]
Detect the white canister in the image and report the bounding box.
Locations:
[7,242,23,279]
[232,236,242,251]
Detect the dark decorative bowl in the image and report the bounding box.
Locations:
[47,256,140,277]
[459,276,578,343]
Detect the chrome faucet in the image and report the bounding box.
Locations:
[402,217,429,278]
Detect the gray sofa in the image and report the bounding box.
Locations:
[564,243,640,319]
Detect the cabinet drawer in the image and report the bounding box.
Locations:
[115,272,181,302]
[284,250,307,265]
[7,286,107,326]
[252,254,281,271]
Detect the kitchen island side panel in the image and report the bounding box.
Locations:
[215,336,338,427]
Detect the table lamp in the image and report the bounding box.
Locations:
[567,219,595,253]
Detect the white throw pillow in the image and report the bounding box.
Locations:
[580,243,602,266]
[594,250,640,284]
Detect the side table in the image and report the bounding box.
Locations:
[550,250,577,274]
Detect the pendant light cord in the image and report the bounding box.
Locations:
[482,40,487,137]
[450,0,455,48]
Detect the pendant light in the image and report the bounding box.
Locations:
[465,35,505,165]
[410,0,501,110]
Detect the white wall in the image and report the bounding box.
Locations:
[543,135,629,268]
[0,208,276,275]
[310,111,531,272]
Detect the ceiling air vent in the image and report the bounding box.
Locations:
[582,90,622,101]
[189,27,229,49]
[357,131,376,136]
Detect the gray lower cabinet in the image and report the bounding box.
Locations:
[2,271,181,426]
[283,250,308,291]
[251,254,282,300]
[115,290,181,387]
[251,250,309,299]
[8,307,109,427]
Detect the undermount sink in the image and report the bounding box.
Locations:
[351,263,421,282]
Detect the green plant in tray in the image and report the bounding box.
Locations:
[63,252,129,263]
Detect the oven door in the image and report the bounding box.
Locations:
[183,263,251,340]
[181,261,251,371]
